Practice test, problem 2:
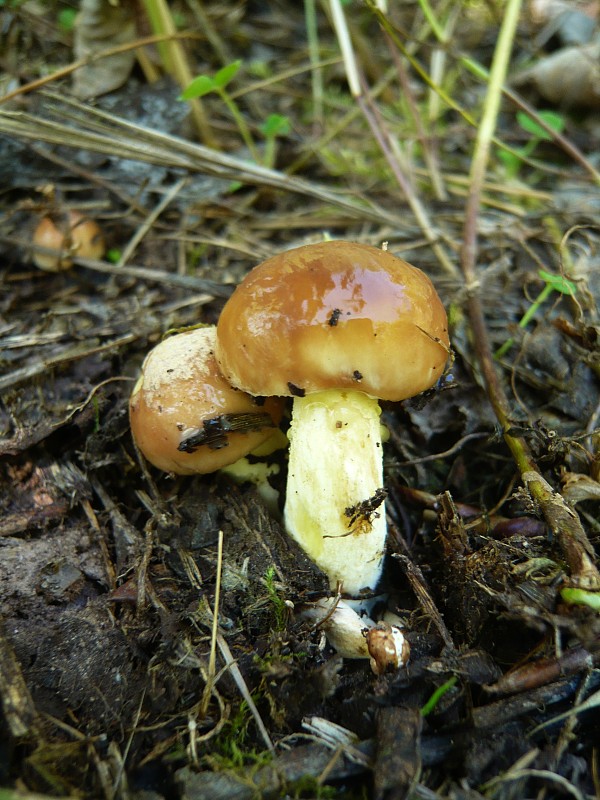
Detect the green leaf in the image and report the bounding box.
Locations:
[538,269,576,295]
[106,248,122,264]
[180,75,216,100]
[214,60,241,89]
[57,7,77,31]
[259,114,291,138]
[517,110,565,141]
[561,587,600,611]
[421,676,458,717]
[497,147,523,177]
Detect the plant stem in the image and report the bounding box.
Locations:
[141,0,216,147]
[495,283,553,359]
[217,89,260,163]
[460,0,600,589]
[331,0,458,277]
[262,136,276,170]
[304,0,324,131]
[421,676,458,717]
[519,283,553,328]
[369,3,600,185]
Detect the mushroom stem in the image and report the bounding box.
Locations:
[284,389,387,596]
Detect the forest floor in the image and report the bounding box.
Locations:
[0,2,599,799]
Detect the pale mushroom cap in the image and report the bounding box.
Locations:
[129,327,283,474]
[215,241,449,402]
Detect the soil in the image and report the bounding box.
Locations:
[0,3,599,799]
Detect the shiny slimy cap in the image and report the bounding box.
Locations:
[215,241,449,401]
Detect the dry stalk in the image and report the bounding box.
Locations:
[0,622,40,738]
[459,0,600,590]
[368,4,600,185]
[0,32,200,105]
[200,530,223,717]
[140,0,215,146]
[328,0,458,277]
[216,634,275,754]
[0,92,400,227]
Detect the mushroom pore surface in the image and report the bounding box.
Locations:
[215,241,449,401]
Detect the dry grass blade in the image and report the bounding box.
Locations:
[196,531,274,755]
[0,334,137,393]
[217,633,275,754]
[328,0,458,277]
[0,93,400,227]
[200,530,224,719]
[529,685,600,735]
[457,0,600,590]
[0,624,39,738]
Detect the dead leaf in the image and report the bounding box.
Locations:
[513,41,600,108]
[561,471,600,504]
[72,0,137,99]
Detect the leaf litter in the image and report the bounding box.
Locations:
[0,2,599,798]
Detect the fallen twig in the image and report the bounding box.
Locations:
[458,0,600,589]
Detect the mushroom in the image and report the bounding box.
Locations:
[215,241,449,596]
[32,210,105,272]
[297,597,410,672]
[129,326,284,474]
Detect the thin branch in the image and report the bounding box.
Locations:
[329,0,458,277]
[459,0,600,589]
[0,32,200,104]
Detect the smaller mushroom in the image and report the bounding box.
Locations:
[300,596,410,669]
[129,326,284,474]
[365,621,410,675]
[32,210,105,272]
[300,596,373,659]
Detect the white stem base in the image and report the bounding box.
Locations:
[284,390,386,595]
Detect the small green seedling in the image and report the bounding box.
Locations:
[264,565,288,630]
[181,61,259,162]
[495,269,577,359]
[498,110,565,178]
[57,7,77,31]
[421,675,458,717]
[106,248,122,264]
[560,587,600,612]
[259,114,291,170]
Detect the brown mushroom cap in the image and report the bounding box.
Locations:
[215,241,449,402]
[129,327,284,474]
[33,210,105,272]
